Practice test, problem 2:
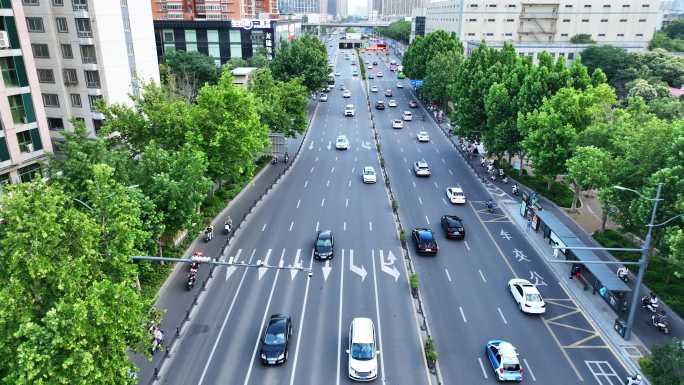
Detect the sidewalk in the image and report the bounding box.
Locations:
[131,101,317,385]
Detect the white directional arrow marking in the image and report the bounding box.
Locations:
[361,141,371,149]
[379,250,400,282]
[258,248,272,280]
[226,256,237,280]
[327,141,332,150]
[308,140,314,150]
[322,259,332,281]
[290,249,302,280]
[348,249,367,281]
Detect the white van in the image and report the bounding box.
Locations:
[347,318,378,381]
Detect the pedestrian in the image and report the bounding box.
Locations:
[526,218,532,232]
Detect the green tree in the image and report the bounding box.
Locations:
[162,50,219,101]
[566,146,611,211]
[647,96,684,121]
[194,71,270,184]
[641,338,684,385]
[570,34,595,44]
[0,175,150,385]
[270,34,328,93]
[402,30,463,80]
[627,79,670,102]
[423,50,462,108]
[133,143,211,235]
[580,45,638,96]
[375,20,411,44]
[249,68,309,137]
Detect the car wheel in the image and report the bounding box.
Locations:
[285,350,289,362]
[519,302,523,312]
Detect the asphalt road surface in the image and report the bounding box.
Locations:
[156,41,430,385]
[362,49,634,385]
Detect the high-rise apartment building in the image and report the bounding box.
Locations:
[152,0,278,20]
[278,0,319,15]
[0,0,53,184]
[423,0,662,61]
[373,0,425,19]
[23,0,160,138]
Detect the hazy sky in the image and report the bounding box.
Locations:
[347,0,368,16]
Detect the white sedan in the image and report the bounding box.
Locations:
[417,131,430,142]
[396,82,404,88]
[336,135,350,150]
[362,166,377,183]
[392,119,404,129]
[508,278,546,314]
[335,72,341,76]
[402,111,413,121]
[343,90,351,98]
[370,86,379,93]
[446,187,466,204]
[388,99,397,107]
[413,160,431,176]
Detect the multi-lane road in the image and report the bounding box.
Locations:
[155,38,634,385]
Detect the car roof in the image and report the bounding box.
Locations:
[346,104,354,108]
[419,131,428,135]
[448,187,463,193]
[364,166,374,172]
[404,111,412,114]
[351,318,374,343]
[417,160,428,166]
[318,230,332,238]
[337,135,347,140]
[443,215,463,224]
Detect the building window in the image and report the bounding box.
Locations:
[84,70,100,88]
[75,18,92,38]
[0,57,20,87]
[623,4,630,7]
[60,44,73,59]
[469,3,477,7]
[162,29,174,42]
[80,45,96,63]
[0,137,9,163]
[72,0,87,11]
[26,17,44,33]
[562,19,570,22]
[63,68,78,85]
[598,33,606,37]
[642,4,649,7]
[603,4,611,7]
[639,18,647,22]
[617,33,625,37]
[565,4,572,7]
[47,117,64,131]
[487,18,495,22]
[229,30,242,59]
[55,17,68,33]
[31,43,50,58]
[568,52,575,60]
[504,33,513,37]
[636,33,644,37]
[581,19,589,22]
[601,19,608,22]
[22,0,39,5]
[70,93,82,107]
[0,173,9,184]
[561,33,569,37]
[620,19,627,22]
[506,18,514,22]
[583,4,591,8]
[37,69,54,83]
[9,94,34,124]
[52,0,64,5]
[88,94,102,111]
[16,130,34,153]
[42,93,59,108]
[18,163,42,182]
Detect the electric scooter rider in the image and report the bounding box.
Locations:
[617,266,629,282]
[625,374,642,385]
[641,292,659,313]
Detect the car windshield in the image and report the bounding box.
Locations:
[419,232,433,241]
[364,169,374,175]
[317,238,332,247]
[503,363,521,372]
[526,293,542,303]
[264,331,286,345]
[351,343,375,360]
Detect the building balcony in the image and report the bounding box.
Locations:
[87,87,103,96]
[73,9,89,18]
[77,30,93,39]
[82,63,98,71]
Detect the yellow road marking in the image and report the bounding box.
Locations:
[468,201,518,278]
[542,317,584,382]
[545,309,580,323]
[564,333,603,348]
[547,321,598,335]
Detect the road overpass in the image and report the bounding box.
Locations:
[302,21,391,28]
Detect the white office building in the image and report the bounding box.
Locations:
[23,0,159,139]
[424,0,663,61]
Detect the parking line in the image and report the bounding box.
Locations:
[448,169,453,175]
[310,167,315,173]
[351,167,355,174]
[433,182,439,189]
[321,198,325,207]
[477,357,488,379]
[497,307,508,325]
[345,198,349,208]
[369,221,373,231]
[444,268,452,282]
[442,198,448,205]
[304,180,308,188]
[261,223,267,232]
[343,222,347,231]
[296,199,301,209]
[464,241,471,251]
[418,196,423,205]
[348,180,351,187]
[425,216,430,225]
[478,269,487,283]
[523,359,537,382]
[459,306,467,323]
[331,167,335,173]
[412,181,416,188]
[326,180,330,187]
[316,221,319,232]
[289,221,294,232]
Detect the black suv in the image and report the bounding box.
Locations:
[260,314,292,365]
[375,100,386,110]
[412,228,439,255]
[441,215,465,240]
[314,230,334,260]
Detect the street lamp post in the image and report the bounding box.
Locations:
[618,183,662,340]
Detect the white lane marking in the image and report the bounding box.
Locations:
[418,196,423,205]
[354,156,358,162]
[290,248,302,280]
[412,181,416,188]
[372,249,388,384]
[433,181,439,189]
[304,180,309,188]
[403,157,408,163]
[321,198,325,207]
[345,198,349,208]
[369,221,373,231]
[417,147,422,153]
[351,167,355,174]
[289,221,294,232]
[441,158,446,164]
[288,251,315,385]
[445,268,452,282]
[197,249,256,385]
[310,167,315,173]
[261,223,267,232]
[326,180,330,187]
[331,167,335,173]
[315,221,320,232]
[464,241,471,251]
[400,147,404,153]
[477,357,488,379]
[497,307,508,325]
[459,306,467,323]
[425,216,430,225]
[335,250,346,385]
[348,180,351,187]
[479,269,487,283]
[224,248,242,280]
[448,169,453,175]
[335,156,338,161]
[442,198,448,205]
[435,148,440,153]
[296,199,301,209]
[241,261,282,385]
[524,359,537,382]
[343,221,347,231]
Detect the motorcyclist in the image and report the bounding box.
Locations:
[486,199,494,212]
[617,266,629,282]
[224,217,232,234]
[205,225,214,241]
[625,374,642,385]
[642,293,659,312]
[284,152,289,163]
[512,184,519,195]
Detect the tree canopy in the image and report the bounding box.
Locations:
[161,50,219,101]
[249,68,309,138]
[402,30,463,80]
[375,20,411,44]
[269,34,328,93]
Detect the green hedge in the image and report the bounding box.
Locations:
[593,229,684,317]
